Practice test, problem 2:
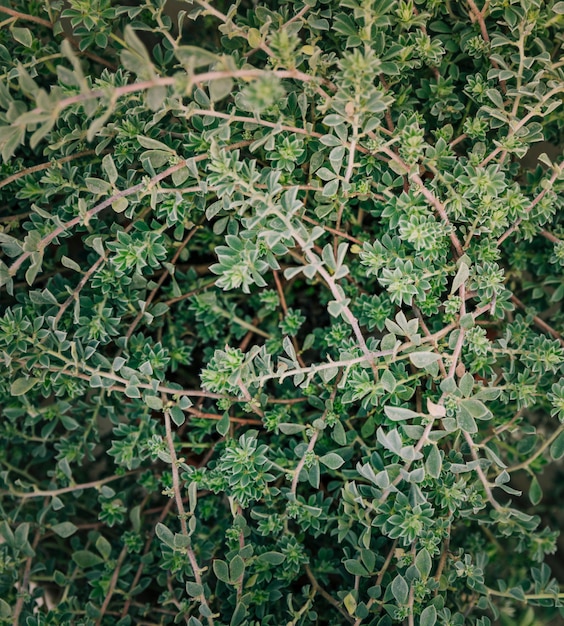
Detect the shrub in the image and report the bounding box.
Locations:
[0,0,563,624]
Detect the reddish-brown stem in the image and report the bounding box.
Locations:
[539,229,562,244]
[497,168,560,246]
[0,150,97,191]
[352,540,398,626]
[380,146,464,258]
[2,471,138,500]
[273,270,307,368]
[8,141,252,280]
[12,527,42,624]
[96,545,128,625]
[434,525,451,591]
[463,431,502,511]
[510,294,564,347]
[120,499,174,618]
[465,0,505,91]
[125,223,201,339]
[186,406,262,425]
[0,5,51,27]
[301,214,362,244]
[304,564,355,624]
[163,404,215,625]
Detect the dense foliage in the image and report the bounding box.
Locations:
[1,0,564,624]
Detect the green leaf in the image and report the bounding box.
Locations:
[343,592,357,616]
[409,352,440,368]
[229,555,245,581]
[247,28,262,48]
[169,405,185,426]
[95,535,111,560]
[553,1,564,13]
[10,377,39,396]
[52,522,78,538]
[213,559,230,583]
[460,398,491,420]
[257,551,285,565]
[186,582,204,597]
[175,45,219,69]
[415,549,432,578]
[529,476,542,505]
[145,395,163,410]
[102,153,118,184]
[451,261,469,294]
[278,423,306,434]
[85,177,112,195]
[216,411,230,436]
[12,27,33,48]
[14,522,29,548]
[381,369,396,393]
[344,559,369,576]
[155,523,175,549]
[550,431,564,460]
[230,602,247,626]
[456,407,477,433]
[125,385,141,399]
[209,77,233,103]
[121,26,155,79]
[420,605,437,626]
[112,197,129,213]
[0,598,11,618]
[425,444,442,479]
[319,452,345,469]
[391,574,409,605]
[384,406,420,421]
[459,373,474,398]
[72,550,104,568]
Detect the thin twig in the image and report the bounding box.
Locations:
[163,403,215,625]
[510,294,564,347]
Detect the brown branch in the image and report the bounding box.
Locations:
[2,471,138,500]
[465,0,505,91]
[121,499,175,618]
[125,222,202,339]
[305,564,355,624]
[96,545,128,625]
[497,168,560,246]
[12,527,42,624]
[0,150,97,191]
[0,5,51,28]
[8,141,252,280]
[539,229,562,244]
[163,403,215,626]
[510,294,564,347]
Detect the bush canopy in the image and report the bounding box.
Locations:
[0,0,563,625]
